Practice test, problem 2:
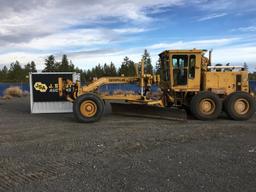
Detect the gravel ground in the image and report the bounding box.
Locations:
[0,97,256,192]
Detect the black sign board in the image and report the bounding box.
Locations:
[32,73,73,102]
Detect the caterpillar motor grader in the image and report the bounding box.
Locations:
[58,49,255,122]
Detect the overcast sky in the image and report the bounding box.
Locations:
[0,0,256,71]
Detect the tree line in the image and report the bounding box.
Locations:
[0,61,36,82]
[43,49,155,83]
[249,72,256,80]
[1,49,255,83]
[0,49,155,83]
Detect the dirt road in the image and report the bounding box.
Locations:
[0,98,255,192]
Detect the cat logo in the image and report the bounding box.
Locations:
[34,82,48,93]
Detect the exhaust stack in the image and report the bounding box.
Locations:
[209,49,213,66]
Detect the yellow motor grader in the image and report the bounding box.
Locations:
[58,49,255,122]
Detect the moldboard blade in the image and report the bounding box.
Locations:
[111,103,187,121]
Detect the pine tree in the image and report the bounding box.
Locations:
[30,61,37,72]
[86,69,92,82]
[91,64,104,78]
[61,54,69,71]
[243,62,248,71]
[109,62,117,76]
[155,58,161,75]
[103,63,111,76]
[8,61,24,82]
[80,70,86,83]
[2,66,8,75]
[54,62,61,72]
[74,66,82,73]
[69,60,75,72]
[142,49,153,74]
[119,57,135,76]
[127,60,135,76]
[0,66,8,82]
[56,55,75,72]
[119,57,129,76]
[43,55,56,72]
[0,70,2,82]
[24,63,31,74]
[22,61,36,79]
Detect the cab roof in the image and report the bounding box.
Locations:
[159,49,207,55]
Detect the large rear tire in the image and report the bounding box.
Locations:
[73,93,104,123]
[224,92,255,121]
[190,92,222,120]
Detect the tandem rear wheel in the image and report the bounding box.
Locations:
[190,92,222,120]
[224,92,255,121]
[73,93,104,123]
[190,91,255,121]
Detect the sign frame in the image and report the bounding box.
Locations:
[29,72,80,114]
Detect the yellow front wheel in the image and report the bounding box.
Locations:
[80,100,98,118]
[73,93,104,123]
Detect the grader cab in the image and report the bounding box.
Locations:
[58,49,255,122]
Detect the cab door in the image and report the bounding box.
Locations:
[171,54,201,91]
[187,54,201,91]
[172,55,188,87]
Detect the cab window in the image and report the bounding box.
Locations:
[172,55,188,85]
[189,55,196,79]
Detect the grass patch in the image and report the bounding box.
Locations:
[3,86,24,98]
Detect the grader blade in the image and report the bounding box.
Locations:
[111,103,187,121]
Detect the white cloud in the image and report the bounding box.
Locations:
[197,0,232,11]
[0,52,45,69]
[0,0,184,60]
[146,38,256,71]
[0,0,187,70]
[71,44,256,71]
[147,38,239,50]
[234,26,256,32]
[197,13,227,21]
[0,27,147,54]
[0,0,185,44]
[0,0,256,72]
[73,53,142,69]
[113,28,147,34]
[212,46,256,71]
[1,39,256,72]
[0,36,254,69]
[197,0,256,12]
[17,29,116,50]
